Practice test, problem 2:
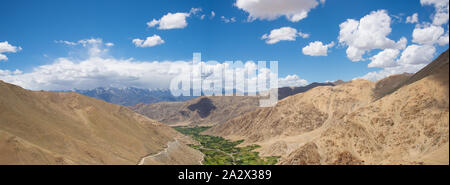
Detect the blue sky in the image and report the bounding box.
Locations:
[0,0,448,90]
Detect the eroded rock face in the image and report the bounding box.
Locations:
[279,143,321,165]
[332,151,363,165]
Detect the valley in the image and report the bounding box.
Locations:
[174,127,280,165]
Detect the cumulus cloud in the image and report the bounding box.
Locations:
[438,30,449,45]
[360,1,448,81]
[359,63,427,81]
[412,24,445,45]
[147,12,190,30]
[0,41,22,61]
[132,35,165,48]
[211,11,216,19]
[368,49,401,68]
[360,44,436,81]
[278,75,308,87]
[235,0,324,22]
[406,13,419,23]
[338,10,405,62]
[261,27,309,44]
[302,41,334,56]
[420,0,449,25]
[147,8,201,30]
[1,38,306,91]
[397,44,436,65]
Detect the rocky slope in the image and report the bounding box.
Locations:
[205,50,449,165]
[0,81,200,165]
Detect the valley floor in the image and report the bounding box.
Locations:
[173,126,280,165]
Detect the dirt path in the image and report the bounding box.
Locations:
[137,139,179,165]
[137,138,204,165]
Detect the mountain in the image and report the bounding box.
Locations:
[66,81,335,108]
[372,73,413,99]
[204,50,449,165]
[131,96,260,126]
[278,82,335,100]
[0,81,203,164]
[63,87,196,106]
[130,82,336,127]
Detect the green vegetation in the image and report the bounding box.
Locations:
[173,126,280,165]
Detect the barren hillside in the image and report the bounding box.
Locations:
[205,50,449,165]
[0,81,201,165]
[131,96,260,126]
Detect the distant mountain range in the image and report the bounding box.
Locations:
[60,82,338,107]
[61,87,197,106]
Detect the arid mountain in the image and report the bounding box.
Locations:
[131,96,260,126]
[205,50,449,165]
[372,73,413,99]
[0,81,201,165]
[278,82,335,100]
[131,82,336,127]
[61,87,196,106]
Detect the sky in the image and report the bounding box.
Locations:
[0,0,449,91]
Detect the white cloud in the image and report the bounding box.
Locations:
[56,38,112,58]
[132,35,165,48]
[359,63,426,81]
[147,8,201,30]
[406,13,419,23]
[189,8,202,15]
[211,11,216,19]
[412,24,445,45]
[338,10,404,62]
[0,55,7,61]
[420,0,449,25]
[261,27,309,44]
[147,8,202,30]
[55,40,77,45]
[1,38,306,91]
[147,19,160,27]
[438,30,449,45]
[221,16,236,23]
[360,44,436,81]
[397,44,436,65]
[278,75,308,87]
[235,0,324,22]
[368,49,401,68]
[0,41,22,61]
[302,41,334,56]
[148,12,190,30]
